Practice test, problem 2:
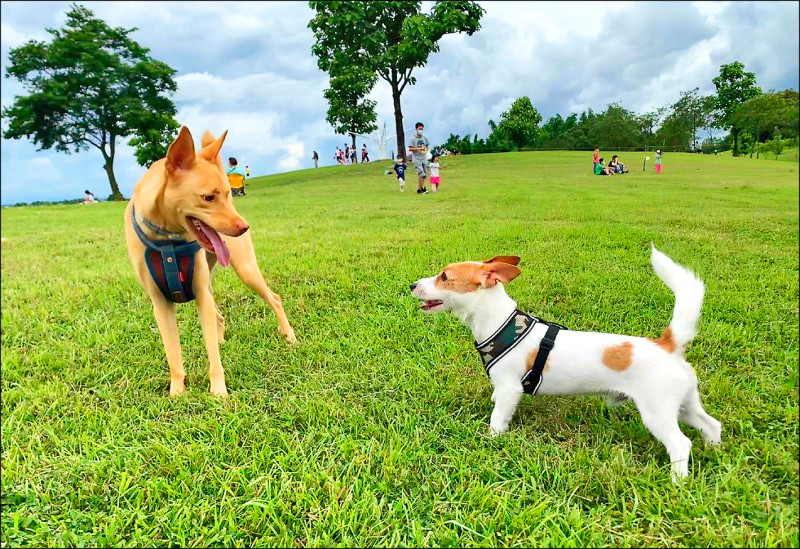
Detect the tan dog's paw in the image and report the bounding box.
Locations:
[169,379,186,397]
[210,381,228,397]
[282,328,297,344]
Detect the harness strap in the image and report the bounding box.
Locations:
[476,308,568,396]
[131,205,201,303]
[521,323,563,395]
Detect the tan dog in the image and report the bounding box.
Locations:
[124,126,296,397]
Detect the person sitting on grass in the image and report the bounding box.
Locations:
[81,190,98,204]
[227,157,247,196]
[594,158,615,176]
[608,154,628,174]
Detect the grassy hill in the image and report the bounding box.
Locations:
[1,151,798,546]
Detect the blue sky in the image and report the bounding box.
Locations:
[1,1,798,205]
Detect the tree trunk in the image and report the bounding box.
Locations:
[351,131,357,163]
[101,144,124,201]
[732,127,740,157]
[391,72,405,159]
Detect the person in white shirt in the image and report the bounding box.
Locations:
[429,155,442,193]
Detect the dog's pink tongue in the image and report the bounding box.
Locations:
[199,223,231,267]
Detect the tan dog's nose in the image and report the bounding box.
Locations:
[233,221,249,236]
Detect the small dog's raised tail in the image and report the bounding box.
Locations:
[650,244,705,355]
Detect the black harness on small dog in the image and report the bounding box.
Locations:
[131,206,201,303]
[475,309,567,395]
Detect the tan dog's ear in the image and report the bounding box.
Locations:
[480,261,521,287]
[201,130,216,148]
[484,255,521,266]
[166,127,196,172]
[199,130,228,162]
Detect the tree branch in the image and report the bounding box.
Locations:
[399,68,414,93]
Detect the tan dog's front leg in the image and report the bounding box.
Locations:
[151,298,185,396]
[196,287,228,396]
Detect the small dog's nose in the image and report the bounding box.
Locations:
[410,282,418,291]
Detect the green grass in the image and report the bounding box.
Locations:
[2,151,798,547]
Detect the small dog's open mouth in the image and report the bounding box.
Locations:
[420,299,444,311]
[187,216,231,266]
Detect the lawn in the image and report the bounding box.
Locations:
[1,150,798,547]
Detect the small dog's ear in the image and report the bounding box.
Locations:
[166,126,196,172]
[484,255,521,266]
[199,130,228,162]
[480,262,521,287]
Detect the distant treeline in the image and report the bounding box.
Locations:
[438,63,799,158]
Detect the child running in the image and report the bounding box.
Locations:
[393,156,407,192]
[429,154,442,192]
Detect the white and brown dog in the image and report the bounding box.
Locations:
[411,245,721,480]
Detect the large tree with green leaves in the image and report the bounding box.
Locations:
[323,66,378,160]
[308,1,484,157]
[2,4,179,200]
[490,96,543,151]
[733,89,800,158]
[711,61,761,157]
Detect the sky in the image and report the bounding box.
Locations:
[1,1,798,205]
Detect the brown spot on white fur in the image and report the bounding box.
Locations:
[526,347,550,372]
[650,326,677,353]
[434,262,483,293]
[602,342,634,371]
[434,260,521,292]
[484,255,520,266]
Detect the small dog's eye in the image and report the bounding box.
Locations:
[440,272,448,281]
[203,195,215,202]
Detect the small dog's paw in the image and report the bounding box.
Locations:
[282,328,297,344]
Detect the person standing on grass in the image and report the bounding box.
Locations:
[362,144,369,163]
[313,150,319,168]
[429,154,442,192]
[593,147,600,168]
[655,150,663,174]
[245,165,251,178]
[393,155,407,192]
[408,121,430,194]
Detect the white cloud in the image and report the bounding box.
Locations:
[1,0,798,204]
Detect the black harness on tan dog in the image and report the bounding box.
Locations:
[475,309,567,395]
[131,206,200,303]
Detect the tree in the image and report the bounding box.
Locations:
[593,103,640,150]
[732,89,799,158]
[637,108,666,150]
[711,61,761,157]
[309,1,484,157]
[671,88,706,151]
[492,96,542,151]
[323,66,378,160]
[2,4,179,200]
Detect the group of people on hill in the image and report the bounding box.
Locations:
[333,143,370,165]
[593,148,664,175]
[392,122,442,194]
[593,148,629,176]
